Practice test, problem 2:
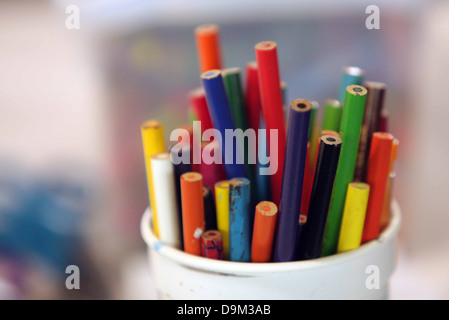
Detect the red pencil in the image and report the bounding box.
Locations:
[300,142,312,215]
[189,87,214,132]
[255,41,287,205]
[244,61,262,135]
[362,132,393,243]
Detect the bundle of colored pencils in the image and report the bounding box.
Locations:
[141,24,399,262]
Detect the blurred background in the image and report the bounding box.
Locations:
[0,0,448,299]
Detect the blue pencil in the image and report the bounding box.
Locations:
[229,177,251,262]
[273,99,311,262]
[201,70,248,180]
[338,66,365,103]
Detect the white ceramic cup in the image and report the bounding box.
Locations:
[141,201,401,299]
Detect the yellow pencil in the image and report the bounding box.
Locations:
[141,120,166,238]
[215,180,230,259]
[337,182,370,253]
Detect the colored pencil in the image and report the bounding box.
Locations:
[362,132,394,243]
[337,182,370,253]
[308,100,320,170]
[150,153,181,249]
[180,172,205,255]
[194,24,222,73]
[338,66,365,103]
[379,109,388,132]
[222,67,247,130]
[322,99,342,132]
[201,70,248,180]
[355,81,386,182]
[322,85,367,256]
[255,120,271,203]
[189,87,214,132]
[255,41,287,205]
[169,143,192,249]
[198,141,227,196]
[273,99,311,262]
[203,185,218,231]
[380,138,399,231]
[300,142,313,215]
[141,120,166,238]
[215,180,230,259]
[201,230,224,260]
[244,62,262,135]
[251,201,278,262]
[299,135,342,260]
[229,177,251,262]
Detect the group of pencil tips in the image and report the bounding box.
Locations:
[141,24,399,263]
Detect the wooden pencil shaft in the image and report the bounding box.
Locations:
[180,172,205,255]
[229,178,252,262]
[273,99,311,262]
[255,41,286,205]
[337,183,370,253]
[141,120,166,238]
[215,180,230,259]
[355,81,386,181]
[299,136,342,260]
[362,132,393,243]
[195,24,222,73]
[201,70,247,180]
[150,153,181,249]
[322,85,367,256]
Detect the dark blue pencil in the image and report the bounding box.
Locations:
[273,99,311,262]
[201,70,248,180]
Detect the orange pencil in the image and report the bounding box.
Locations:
[251,201,278,262]
[362,132,394,243]
[195,24,223,73]
[180,172,205,255]
[380,138,399,231]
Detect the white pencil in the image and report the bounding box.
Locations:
[150,153,181,249]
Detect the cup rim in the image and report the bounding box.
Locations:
[141,201,401,276]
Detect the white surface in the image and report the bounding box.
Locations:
[140,203,400,299]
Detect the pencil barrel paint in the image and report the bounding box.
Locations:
[170,144,192,249]
[189,87,214,132]
[141,120,166,238]
[244,62,261,134]
[300,142,313,215]
[338,66,365,103]
[380,138,399,231]
[337,183,370,253]
[362,132,394,243]
[222,68,248,131]
[150,153,181,249]
[322,99,342,132]
[251,201,278,262]
[203,186,218,231]
[201,70,247,180]
[299,135,342,260]
[194,24,222,73]
[201,230,224,260]
[180,172,205,255]
[355,82,386,181]
[273,99,311,262]
[229,178,251,262]
[215,180,230,259]
[255,41,286,205]
[322,85,367,256]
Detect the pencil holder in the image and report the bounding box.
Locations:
[141,201,401,300]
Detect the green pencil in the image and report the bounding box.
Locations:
[322,85,367,256]
[322,99,342,132]
[222,67,247,130]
